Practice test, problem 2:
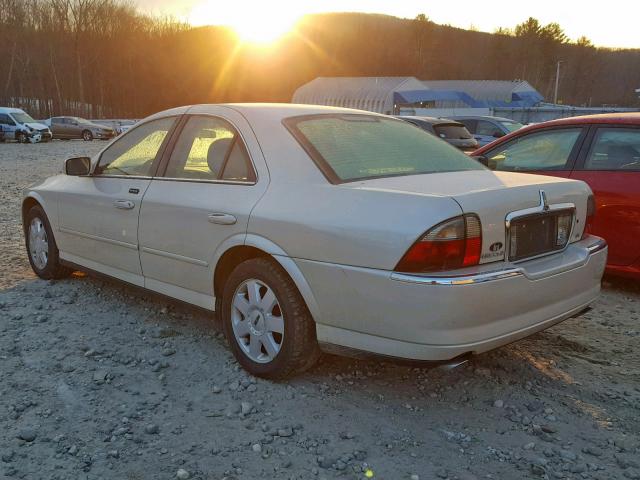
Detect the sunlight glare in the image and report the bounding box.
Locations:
[189,1,301,45]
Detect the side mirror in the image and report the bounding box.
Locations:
[493,130,505,138]
[65,157,91,176]
[473,155,489,167]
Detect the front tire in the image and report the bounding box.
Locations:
[82,130,93,141]
[24,205,72,280]
[220,257,321,379]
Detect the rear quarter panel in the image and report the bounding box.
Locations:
[248,182,463,270]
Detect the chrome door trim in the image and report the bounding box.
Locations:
[59,226,138,250]
[140,246,208,267]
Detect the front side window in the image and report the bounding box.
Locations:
[96,117,174,176]
[583,128,640,171]
[165,116,255,182]
[485,128,583,171]
[0,114,15,126]
[285,114,484,183]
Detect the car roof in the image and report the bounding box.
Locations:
[473,112,640,155]
[0,107,26,114]
[451,115,516,122]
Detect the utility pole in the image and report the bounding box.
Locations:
[554,61,563,105]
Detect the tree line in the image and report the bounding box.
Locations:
[1,1,638,119]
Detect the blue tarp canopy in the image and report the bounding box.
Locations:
[394,89,543,108]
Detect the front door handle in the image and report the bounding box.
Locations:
[208,213,237,225]
[113,200,135,210]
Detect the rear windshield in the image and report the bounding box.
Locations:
[433,124,473,139]
[284,114,484,183]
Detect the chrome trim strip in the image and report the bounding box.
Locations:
[391,238,606,286]
[140,246,208,267]
[391,268,523,286]
[586,238,607,254]
[90,175,153,180]
[59,227,138,250]
[152,177,255,186]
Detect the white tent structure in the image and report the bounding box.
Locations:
[291,76,427,114]
[420,80,542,108]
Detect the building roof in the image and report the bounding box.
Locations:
[421,80,539,102]
[292,77,427,104]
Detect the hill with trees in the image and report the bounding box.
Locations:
[1,0,638,118]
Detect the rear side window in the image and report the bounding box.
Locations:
[583,128,640,171]
[485,128,583,171]
[164,115,255,182]
[284,114,484,183]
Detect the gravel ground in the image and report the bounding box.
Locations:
[1,141,639,480]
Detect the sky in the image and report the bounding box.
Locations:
[132,0,640,49]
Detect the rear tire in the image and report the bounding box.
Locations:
[24,205,72,280]
[220,257,321,379]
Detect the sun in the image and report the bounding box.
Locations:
[188,1,301,45]
[231,14,299,44]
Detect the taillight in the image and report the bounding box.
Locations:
[395,215,482,273]
[582,194,596,239]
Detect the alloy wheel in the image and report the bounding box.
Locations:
[28,217,49,270]
[231,278,285,363]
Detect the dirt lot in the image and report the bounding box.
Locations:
[1,141,639,480]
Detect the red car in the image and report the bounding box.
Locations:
[473,113,640,278]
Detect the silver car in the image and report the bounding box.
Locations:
[22,104,607,378]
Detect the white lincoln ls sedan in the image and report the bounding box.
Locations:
[22,104,608,378]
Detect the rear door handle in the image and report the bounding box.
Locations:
[113,200,135,210]
[208,213,237,225]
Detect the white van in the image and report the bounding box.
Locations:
[0,107,52,143]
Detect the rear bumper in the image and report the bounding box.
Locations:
[299,236,607,361]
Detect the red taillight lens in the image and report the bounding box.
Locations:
[582,194,596,239]
[395,215,482,273]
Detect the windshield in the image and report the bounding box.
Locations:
[500,121,523,133]
[11,112,36,124]
[434,124,473,139]
[285,114,484,183]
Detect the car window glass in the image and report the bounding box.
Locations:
[476,121,499,136]
[96,117,174,176]
[221,141,255,182]
[165,116,242,180]
[486,128,582,171]
[286,114,483,182]
[0,114,15,125]
[584,128,640,171]
[458,119,477,133]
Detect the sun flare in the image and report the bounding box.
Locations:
[188,2,301,45]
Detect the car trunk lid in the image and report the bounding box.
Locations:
[346,170,590,265]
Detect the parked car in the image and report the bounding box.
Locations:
[451,115,523,147]
[473,112,639,278]
[397,116,478,152]
[23,104,607,378]
[0,107,52,142]
[44,116,116,141]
